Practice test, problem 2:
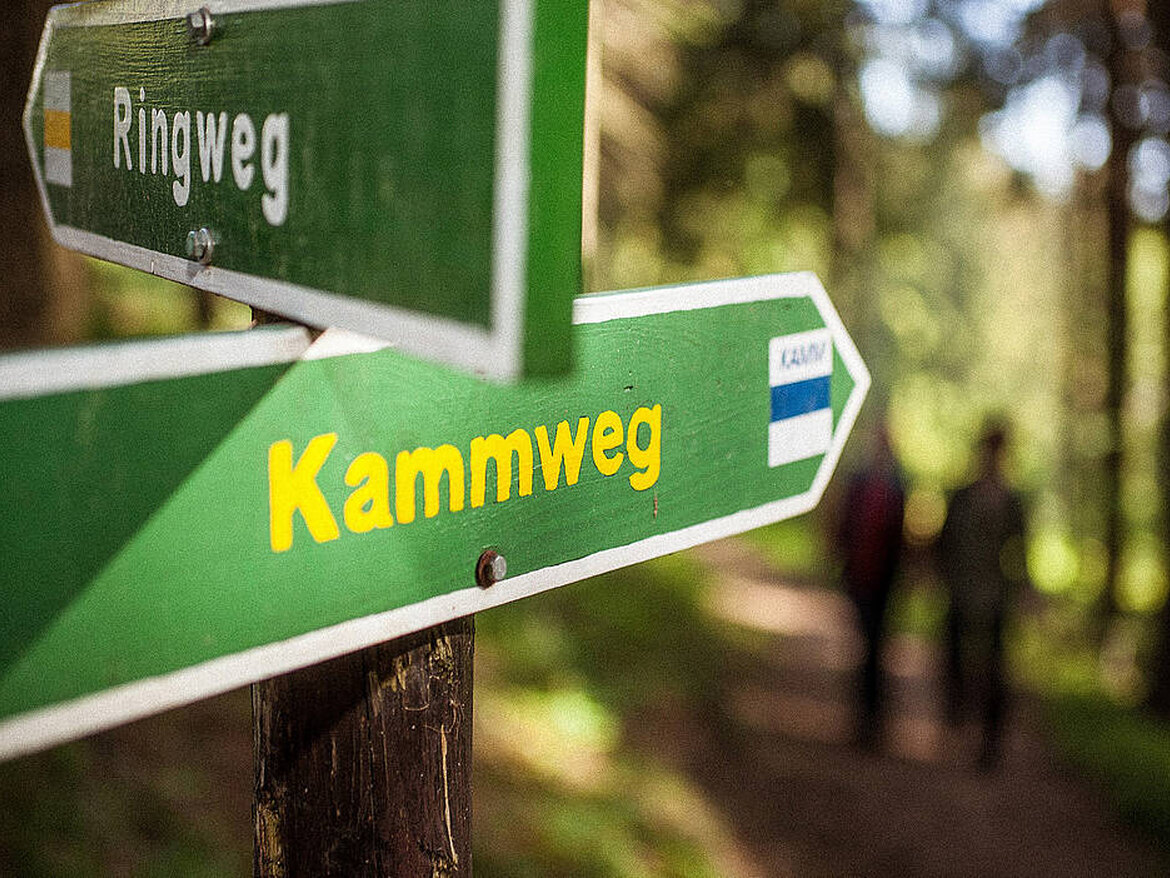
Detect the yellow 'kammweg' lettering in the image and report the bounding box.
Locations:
[266,405,664,551]
[592,410,624,476]
[626,405,662,491]
[344,452,394,533]
[470,429,534,507]
[534,417,590,491]
[268,433,340,552]
[395,445,465,524]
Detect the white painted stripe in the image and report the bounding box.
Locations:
[769,328,833,387]
[293,274,832,361]
[768,409,833,468]
[305,272,828,363]
[0,325,311,401]
[490,0,533,379]
[0,274,833,396]
[42,70,70,111]
[23,18,55,240]
[301,328,390,361]
[43,146,72,187]
[49,225,521,379]
[48,0,362,28]
[803,276,871,514]
[0,272,871,760]
[574,272,820,324]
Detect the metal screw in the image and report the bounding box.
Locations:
[475,549,507,588]
[185,227,214,265]
[188,7,214,45]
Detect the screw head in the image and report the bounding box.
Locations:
[476,550,507,588]
[188,7,214,45]
[185,227,214,265]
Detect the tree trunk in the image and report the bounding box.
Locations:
[831,65,876,361]
[1098,5,1135,631]
[1141,0,1170,714]
[1,0,89,350]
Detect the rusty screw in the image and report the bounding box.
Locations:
[185,227,214,265]
[475,549,507,588]
[187,7,214,45]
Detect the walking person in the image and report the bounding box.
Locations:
[937,420,1028,769]
[837,425,905,749]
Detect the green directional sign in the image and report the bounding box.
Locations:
[0,274,868,759]
[24,0,588,378]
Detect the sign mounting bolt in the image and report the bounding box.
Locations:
[476,550,507,588]
[185,228,214,265]
[188,7,214,45]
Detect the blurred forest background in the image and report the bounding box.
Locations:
[6,0,1170,874]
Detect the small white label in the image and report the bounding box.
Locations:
[43,71,72,187]
[768,328,833,468]
[769,328,833,387]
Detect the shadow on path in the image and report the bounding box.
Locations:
[628,538,1166,878]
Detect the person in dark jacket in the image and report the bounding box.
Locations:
[837,426,905,748]
[937,420,1028,769]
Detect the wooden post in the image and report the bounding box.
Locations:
[253,616,474,877]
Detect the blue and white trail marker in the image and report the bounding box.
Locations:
[768,328,835,467]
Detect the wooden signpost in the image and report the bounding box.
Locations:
[13,2,870,874]
[23,0,589,378]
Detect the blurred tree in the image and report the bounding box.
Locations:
[574,0,1170,689]
[2,0,89,350]
[847,0,1170,666]
[831,55,873,330]
[658,0,841,267]
[592,0,700,290]
[1141,0,1170,714]
[1099,0,1149,630]
[594,0,845,290]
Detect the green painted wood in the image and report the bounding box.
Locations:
[0,276,867,756]
[24,0,588,378]
[0,361,291,678]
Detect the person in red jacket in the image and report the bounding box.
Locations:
[837,425,906,749]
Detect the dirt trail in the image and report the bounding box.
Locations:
[7,536,1165,876]
[654,539,1167,878]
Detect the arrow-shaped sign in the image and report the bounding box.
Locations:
[0,274,868,759]
[24,0,588,378]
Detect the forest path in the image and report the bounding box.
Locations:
[3,536,1165,876]
[644,537,1167,878]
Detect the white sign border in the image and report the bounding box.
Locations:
[0,272,869,760]
[24,0,535,381]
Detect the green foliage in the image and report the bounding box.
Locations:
[85,260,250,340]
[885,579,948,640]
[0,741,247,877]
[737,516,828,579]
[473,554,758,876]
[599,0,1170,667]
[474,759,729,878]
[477,553,730,719]
[596,0,841,291]
[1047,693,1170,851]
